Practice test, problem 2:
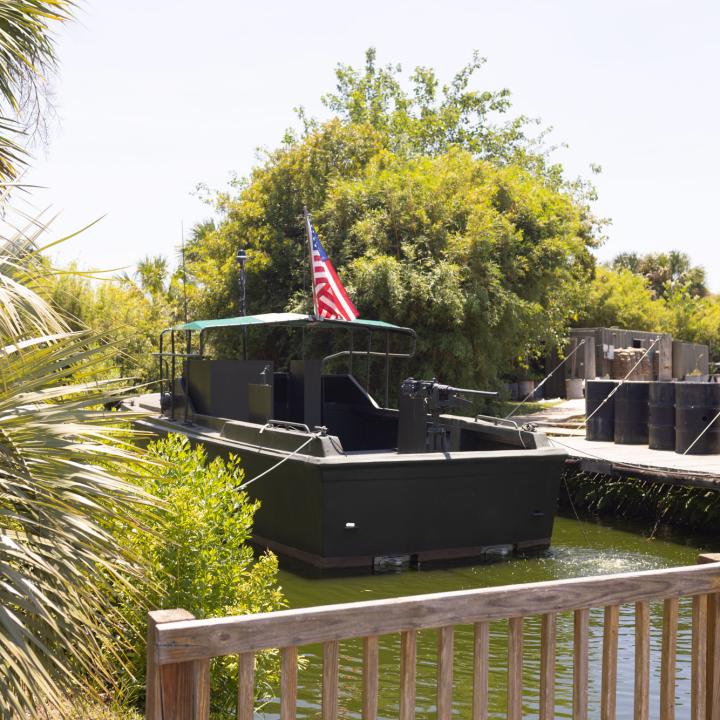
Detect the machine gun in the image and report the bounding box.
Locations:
[398,378,497,453]
[401,378,496,415]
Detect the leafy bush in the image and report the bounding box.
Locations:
[115,435,285,716]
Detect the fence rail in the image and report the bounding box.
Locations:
[146,554,720,720]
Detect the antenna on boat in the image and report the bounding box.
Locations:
[237,246,248,360]
[181,221,188,324]
[303,206,319,319]
[237,246,247,316]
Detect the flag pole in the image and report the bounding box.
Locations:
[303,206,319,319]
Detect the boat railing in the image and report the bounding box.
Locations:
[321,349,415,365]
[153,350,203,419]
[322,346,415,408]
[474,413,520,429]
[260,419,314,434]
[145,553,720,720]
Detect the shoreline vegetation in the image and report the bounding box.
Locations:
[560,467,720,534]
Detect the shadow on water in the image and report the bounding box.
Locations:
[255,514,720,719]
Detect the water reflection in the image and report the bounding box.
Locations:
[257,515,718,719]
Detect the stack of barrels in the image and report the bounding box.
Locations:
[586,380,720,454]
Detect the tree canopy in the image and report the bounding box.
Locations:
[577,258,720,363]
[611,250,707,300]
[317,48,542,166]
[186,50,601,387]
[578,266,667,331]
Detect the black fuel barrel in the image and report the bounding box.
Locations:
[648,382,676,450]
[585,380,618,441]
[675,383,720,454]
[614,381,650,444]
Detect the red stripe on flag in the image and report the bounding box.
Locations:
[310,244,358,321]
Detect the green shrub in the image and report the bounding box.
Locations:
[115,434,285,717]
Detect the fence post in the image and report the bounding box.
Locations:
[146,609,210,720]
[697,554,720,720]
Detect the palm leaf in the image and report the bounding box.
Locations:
[0,1,76,181]
[0,214,160,716]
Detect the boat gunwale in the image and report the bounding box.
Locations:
[134,412,567,466]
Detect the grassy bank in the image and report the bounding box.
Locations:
[560,467,720,532]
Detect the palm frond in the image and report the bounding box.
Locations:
[0,212,160,716]
[0,0,75,180]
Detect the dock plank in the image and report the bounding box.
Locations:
[556,436,720,487]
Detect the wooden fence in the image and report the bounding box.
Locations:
[146,554,720,720]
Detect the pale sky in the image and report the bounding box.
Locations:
[21,0,720,290]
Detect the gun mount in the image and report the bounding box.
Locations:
[398,378,498,453]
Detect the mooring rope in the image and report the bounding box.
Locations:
[561,470,596,547]
[577,336,662,432]
[547,435,598,459]
[505,339,586,420]
[235,432,319,491]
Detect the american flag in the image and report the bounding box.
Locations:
[306,219,359,321]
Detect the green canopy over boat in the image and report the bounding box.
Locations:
[171,312,415,336]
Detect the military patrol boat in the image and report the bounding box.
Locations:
[130,312,566,570]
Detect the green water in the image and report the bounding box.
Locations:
[260,515,719,719]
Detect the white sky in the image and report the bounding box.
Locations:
[21,0,720,290]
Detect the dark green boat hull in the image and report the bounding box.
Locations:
[133,401,565,570]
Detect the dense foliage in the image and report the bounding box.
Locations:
[579,252,720,361]
[116,435,284,716]
[186,50,601,387]
[579,266,664,331]
[45,258,180,382]
[610,250,707,300]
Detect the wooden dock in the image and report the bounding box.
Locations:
[508,397,720,488]
[549,435,720,489]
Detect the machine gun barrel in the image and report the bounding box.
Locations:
[443,386,498,398]
[400,378,498,399]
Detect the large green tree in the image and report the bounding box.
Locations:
[187,51,600,387]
